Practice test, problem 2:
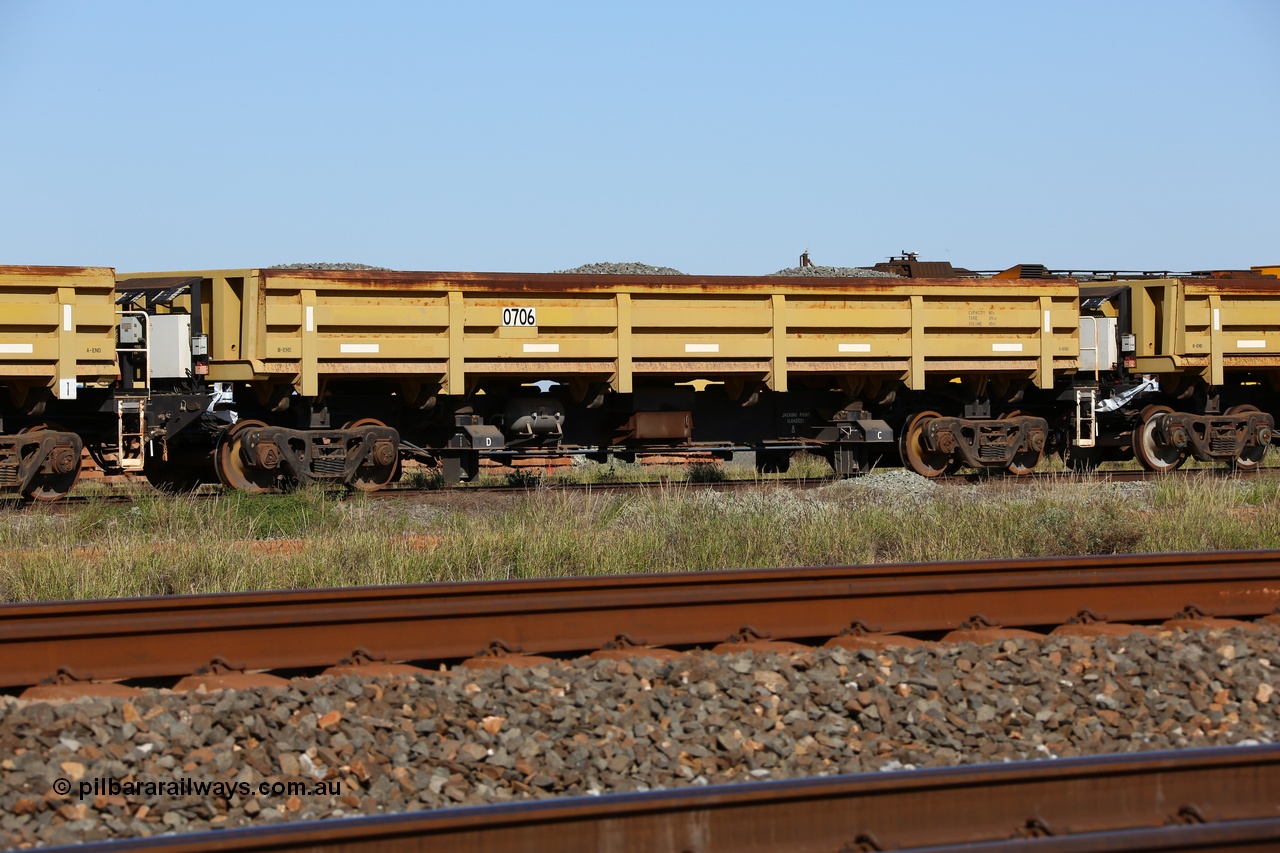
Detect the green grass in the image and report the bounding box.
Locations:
[1,473,1278,602]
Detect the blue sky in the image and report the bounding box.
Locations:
[2,2,1277,274]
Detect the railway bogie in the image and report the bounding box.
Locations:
[212,417,401,493]
[2,261,1279,497]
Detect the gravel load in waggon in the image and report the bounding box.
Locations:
[550,262,901,277]
[1,627,1277,847]
[553,262,686,275]
[769,265,899,277]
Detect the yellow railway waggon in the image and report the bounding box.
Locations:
[116,266,1078,487]
[0,259,1276,497]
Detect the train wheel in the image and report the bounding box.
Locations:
[345,418,398,492]
[899,411,950,478]
[19,424,81,502]
[1132,406,1186,474]
[1225,405,1268,471]
[1001,411,1041,476]
[1006,451,1040,476]
[214,419,277,494]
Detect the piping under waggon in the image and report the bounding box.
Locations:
[0,260,1276,498]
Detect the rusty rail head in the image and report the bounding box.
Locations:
[2,550,1280,688]
[903,820,1280,851]
[31,746,1280,853]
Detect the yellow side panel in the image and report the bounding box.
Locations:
[0,266,119,394]
[1135,279,1280,384]
[631,304,774,328]
[255,283,456,389]
[149,270,1084,395]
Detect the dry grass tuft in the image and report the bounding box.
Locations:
[1,472,1277,602]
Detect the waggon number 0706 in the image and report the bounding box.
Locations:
[502,307,537,327]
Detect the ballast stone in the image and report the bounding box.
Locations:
[0,626,1276,846]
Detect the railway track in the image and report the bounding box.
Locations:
[387,463,1277,491]
[5,552,1280,850]
[0,474,835,512]
[3,462,1276,512]
[5,550,1279,694]
[37,747,1280,852]
[939,464,1280,485]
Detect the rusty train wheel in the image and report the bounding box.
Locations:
[1225,405,1268,471]
[899,411,950,478]
[214,419,277,494]
[1000,411,1042,476]
[345,418,398,493]
[18,424,81,502]
[1132,406,1185,474]
[1006,451,1040,476]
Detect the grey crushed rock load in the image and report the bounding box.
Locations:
[554,262,685,275]
[770,265,899,278]
[269,263,391,271]
[2,627,1276,846]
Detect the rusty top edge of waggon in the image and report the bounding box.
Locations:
[21,264,1280,292]
[266,269,1083,292]
[119,267,1280,288]
[116,268,1084,294]
[1183,280,1280,295]
[0,265,114,277]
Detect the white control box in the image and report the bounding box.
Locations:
[149,314,192,378]
[1079,316,1118,371]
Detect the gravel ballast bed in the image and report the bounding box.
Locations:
[2,627,1276,847]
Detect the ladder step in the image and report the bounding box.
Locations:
[1075,388,1097,449]
[116,398,148,468]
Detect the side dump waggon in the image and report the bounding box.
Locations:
[0,262,1276,497]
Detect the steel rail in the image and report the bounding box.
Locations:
[908,820,1280,852]
[8,463,1277,510]
[0,475,835,511]
[35,746,1280,853]
[2,551,1279,688]
[372,474,836,497]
